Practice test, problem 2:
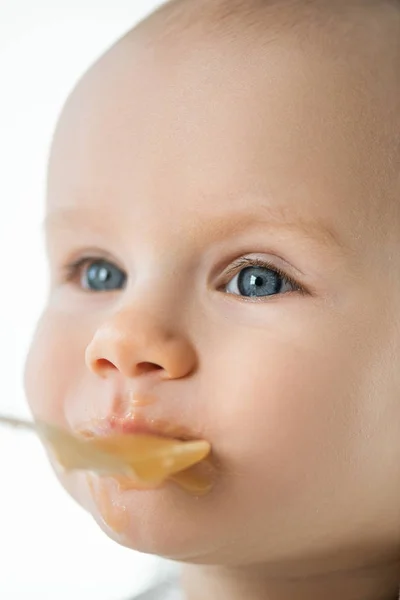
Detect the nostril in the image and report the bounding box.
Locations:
[96,358,116,372]
[90,356,165,377]
[135,362,163,376]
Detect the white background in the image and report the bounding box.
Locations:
[0,2,178,598]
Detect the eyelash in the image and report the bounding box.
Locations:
[62,255,306,296]
[221,256,305,295]
[62,256,122,287]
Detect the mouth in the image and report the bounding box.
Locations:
[76,415,215,495]
[77,414,200,443]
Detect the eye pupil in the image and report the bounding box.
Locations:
[237,266,282,298]
[85,260,126,291]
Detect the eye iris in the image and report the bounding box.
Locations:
[237,266,282,297]
[85,261,125,291]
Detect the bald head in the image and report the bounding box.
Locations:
[50,0,400,235]
[131,0,400,192]
[131,0,400,125]
[137,0,400,43]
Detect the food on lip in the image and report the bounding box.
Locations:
[0,415,214,495]
[84,433,211,485]
[38,419,213,494]
[113,454,215,495]
[76,415,215,494]
[170,464,214,495]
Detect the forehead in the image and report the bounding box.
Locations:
[46,27,396,247]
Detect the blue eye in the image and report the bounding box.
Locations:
[225,260,299,298]
[66,258,127,292]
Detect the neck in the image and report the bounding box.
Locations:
[180,560,400,600]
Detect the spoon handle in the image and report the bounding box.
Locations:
[0,414,37,432]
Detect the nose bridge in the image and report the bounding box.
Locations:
[85,299,197,381]
[96,307,172,357]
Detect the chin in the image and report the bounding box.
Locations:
[51,466,231,562]
[84,475,228,561]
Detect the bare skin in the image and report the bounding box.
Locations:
[24,1,400,599]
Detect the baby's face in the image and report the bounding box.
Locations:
[25,23,400,572]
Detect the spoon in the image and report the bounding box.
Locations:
[0,414,211,487]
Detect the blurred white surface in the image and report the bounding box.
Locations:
[0,2,174,598]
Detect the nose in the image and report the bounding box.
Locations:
[85,307,197,381]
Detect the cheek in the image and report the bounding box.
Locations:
[207,323,368,500]
[24,308,89,426]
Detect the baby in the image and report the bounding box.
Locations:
[24,0,400,599]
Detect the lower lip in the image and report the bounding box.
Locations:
[78,420,214,495]
[111,474,164,492]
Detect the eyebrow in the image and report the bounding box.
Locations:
[208,208,343,252]
[43,209,107,233]
[43,205,345,255]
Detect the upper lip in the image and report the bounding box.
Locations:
[76,414,201,442]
